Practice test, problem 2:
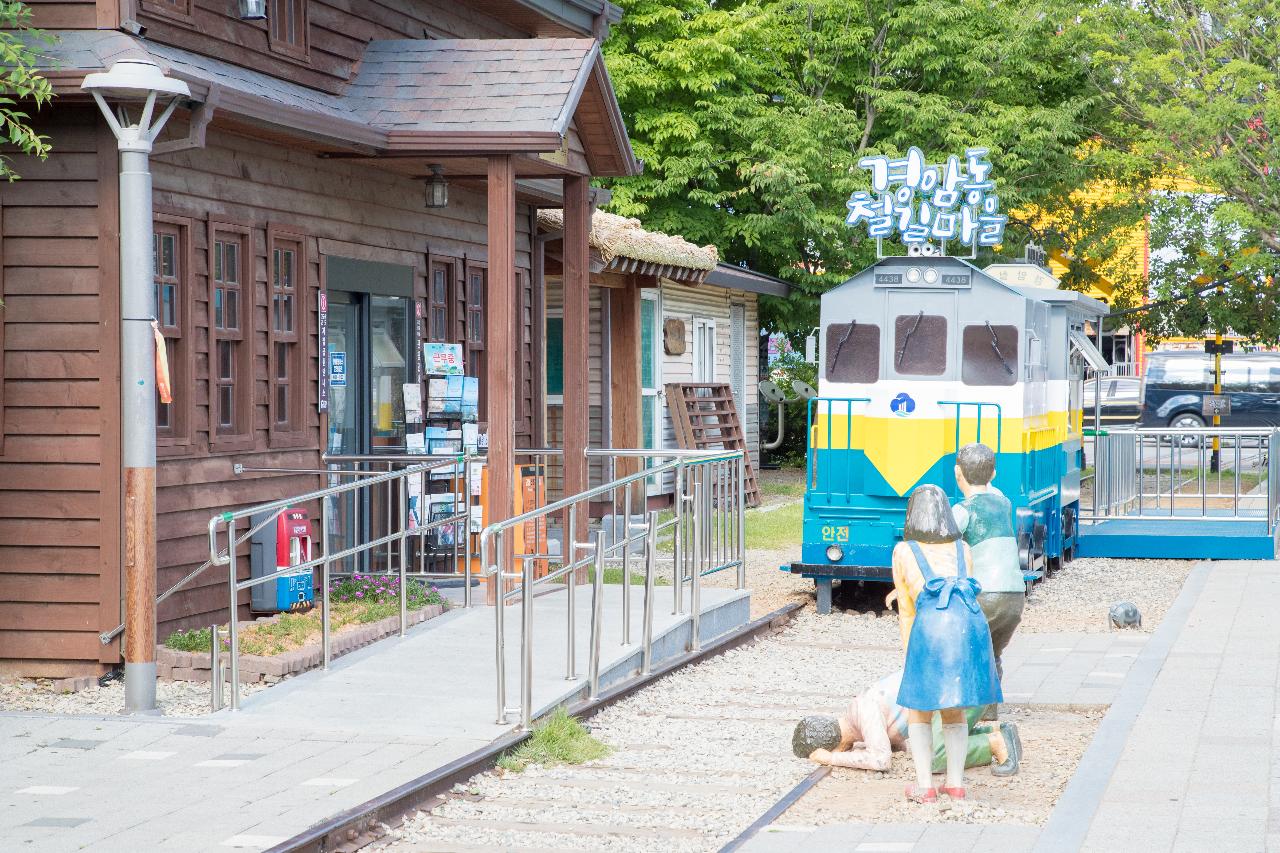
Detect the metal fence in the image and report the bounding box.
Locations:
[483,449,746,729]
[1084,426,1279,526]
[206,456,470,709]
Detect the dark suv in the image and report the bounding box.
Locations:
[1139,350,1280,429]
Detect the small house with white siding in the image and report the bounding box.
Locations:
[540,209,787,505]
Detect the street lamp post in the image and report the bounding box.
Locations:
[82,59,191,714]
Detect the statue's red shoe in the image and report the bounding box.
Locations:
[939,785,966,799]
[904,784,937,803]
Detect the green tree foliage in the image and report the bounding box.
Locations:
[1083,0,1280,341]
[603,0,1104,334]
[0,1,53,180]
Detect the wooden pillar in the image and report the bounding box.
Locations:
[487,154,517,601]
[563,176,591,555]
[610,277,643,488]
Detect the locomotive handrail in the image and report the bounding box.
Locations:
[806,397,871,497]
[937,400,1003,453]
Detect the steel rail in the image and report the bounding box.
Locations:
[261,601,803,853]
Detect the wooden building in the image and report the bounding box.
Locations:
[0,1,641,676]
[540,209,788,502]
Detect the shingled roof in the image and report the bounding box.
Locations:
[350,39,597,134]
[32,31,640,175]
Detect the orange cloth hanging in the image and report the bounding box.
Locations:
[152,321,172,405]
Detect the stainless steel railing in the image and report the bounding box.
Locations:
[207,455,471,709]
[482,448,746,729]
[1083,426,1279,526]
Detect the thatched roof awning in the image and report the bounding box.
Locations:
[539,208,717,282]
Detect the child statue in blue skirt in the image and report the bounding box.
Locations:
[891,484,1002,803]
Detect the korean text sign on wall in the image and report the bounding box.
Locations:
[845,146,1007,250]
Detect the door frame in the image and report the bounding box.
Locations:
[641,290,663,496]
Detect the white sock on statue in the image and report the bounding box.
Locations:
[907,722,934,790]
[943,722,967,788]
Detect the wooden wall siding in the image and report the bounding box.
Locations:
[134,0,526,96]
[25,0,98,29]
[148,127,533,638]
[657,284,761,474]
[0,111,120,677]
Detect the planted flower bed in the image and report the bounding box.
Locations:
[158,575,449,684]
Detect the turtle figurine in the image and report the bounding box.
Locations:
[1108,602,1142,631]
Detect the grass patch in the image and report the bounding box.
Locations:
[760,476,806,499]
[744,500,804,550]
[495,708,610,773]
[161,576,448,658]
[164,627,212,652]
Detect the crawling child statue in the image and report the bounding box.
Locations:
[791,668,1020,776]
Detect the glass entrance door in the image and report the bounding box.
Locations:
[324,289,415,572]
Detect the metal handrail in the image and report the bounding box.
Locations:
[481,448,746,728]
[207,455,472,709]
[1083,426,1276,524]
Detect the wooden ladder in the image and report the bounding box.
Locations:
[664,382,761,507]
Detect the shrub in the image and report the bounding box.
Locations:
[164,627,212,652]
[327,574,447,610]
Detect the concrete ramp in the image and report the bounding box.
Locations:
[217,583,750,740]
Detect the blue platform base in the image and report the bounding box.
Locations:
[1077,518,1277,560]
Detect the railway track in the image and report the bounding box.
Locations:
[367,600,882,853]
[267,599,893,853]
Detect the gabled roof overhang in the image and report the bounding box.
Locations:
[31,31,641,176]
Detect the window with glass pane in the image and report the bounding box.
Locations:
[893,313,948,376]
[271,239,301,431]
[153,225,182,435]
[211,233,246,436]
[429,264,449,342]
[467,269,485,350]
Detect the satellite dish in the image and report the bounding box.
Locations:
[758,379,788,404]
[791,380,818,400]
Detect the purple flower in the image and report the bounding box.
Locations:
[355,591,364,598]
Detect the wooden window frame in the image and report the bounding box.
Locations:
[267,0,310,62]
[464,261,486,413]
[427,259,453,344]
[154,213,194,455]
[207,219,255,451]
[268,225,308,448]
[138,0,195,26]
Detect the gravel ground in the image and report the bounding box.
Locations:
[375,609,917,853]
[1022,557,1194,633]
[0,678,267,717]
[703,541,813,618]
[783,705,1104,827]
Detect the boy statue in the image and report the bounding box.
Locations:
[953,442,1025,682]
[791,668,1021,776]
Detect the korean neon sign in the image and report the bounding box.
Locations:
[844,146,1007,252]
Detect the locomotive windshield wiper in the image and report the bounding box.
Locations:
[828,320,856,373]
[986,321,1015,375]
[896,311,924,368]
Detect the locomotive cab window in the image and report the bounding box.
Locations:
[825,323,880,383]
[893,313,947,376]
[962,323,1019,386]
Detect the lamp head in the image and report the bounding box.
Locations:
[81,59,190,101]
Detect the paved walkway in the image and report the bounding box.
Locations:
[744,560,1280,853]
[0,584,747,852]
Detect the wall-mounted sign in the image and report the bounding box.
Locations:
[329,351,347,387]
[845,146,1007,251]
[318,291,329,411]
[664,318,686,355]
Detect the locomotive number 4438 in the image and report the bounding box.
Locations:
[821,525,850,543]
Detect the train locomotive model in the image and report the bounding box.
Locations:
[788,252,1109,613]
